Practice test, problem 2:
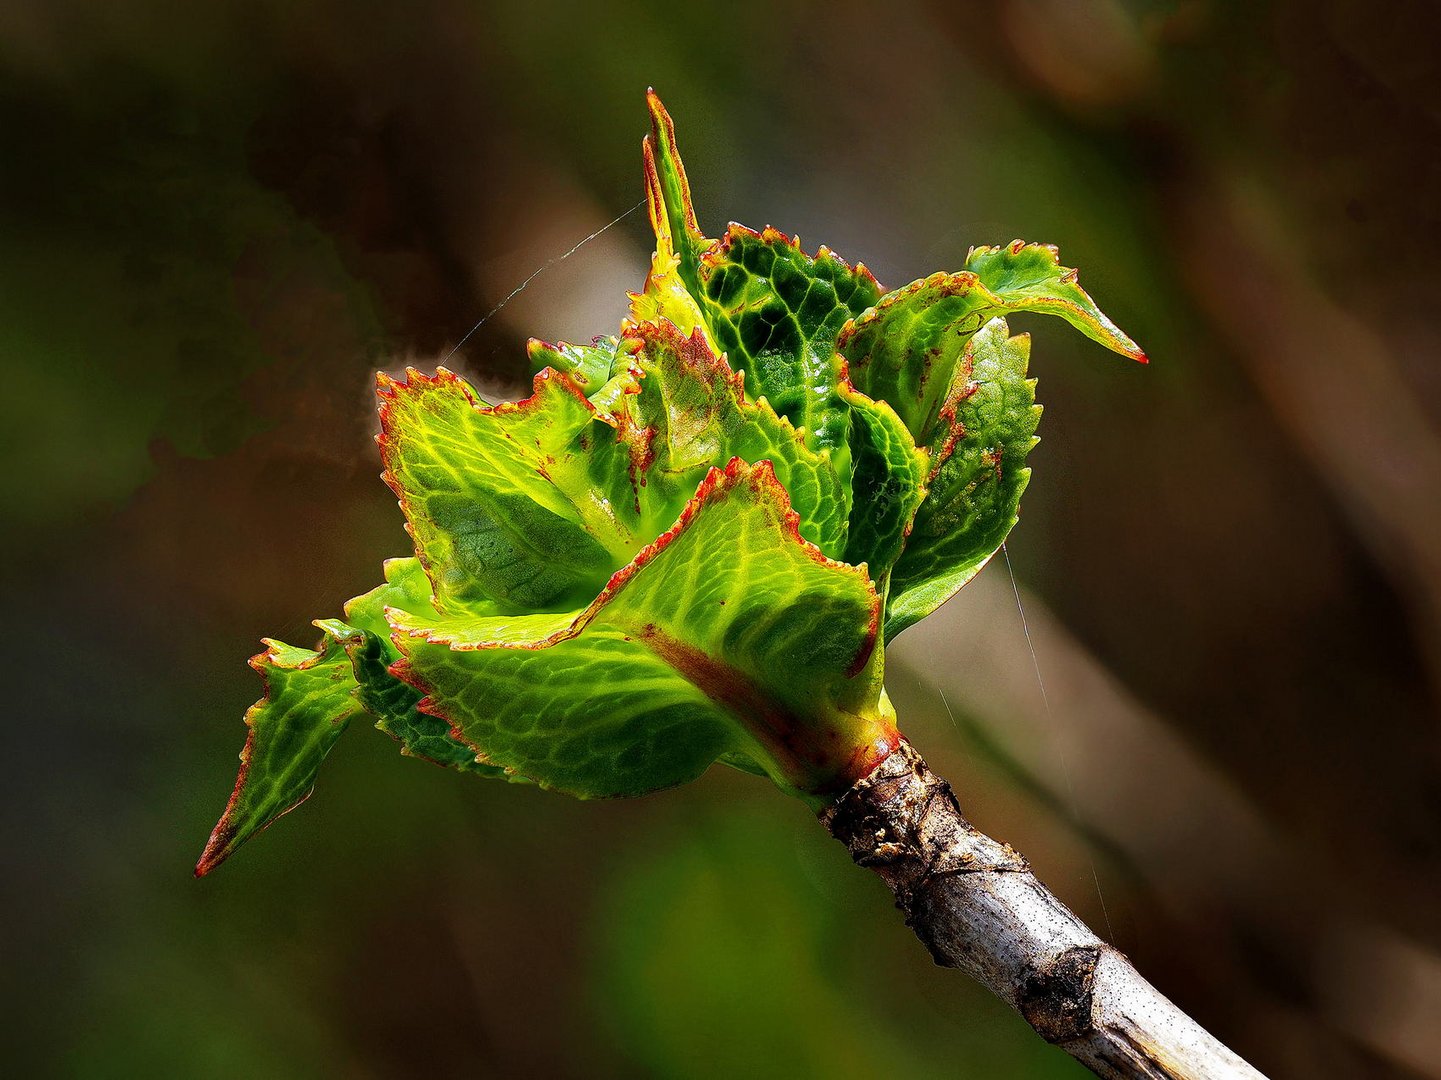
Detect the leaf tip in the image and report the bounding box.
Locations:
[193,829,232,878]
[642,89,701,243]
[1109,336,1150,365]
[193,741,253,878]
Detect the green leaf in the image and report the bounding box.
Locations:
[197,559,519,876]
[839,241,1142,448]
[694,228,882,454]
[201,93,1150,875]
[840,380,929,579]
[639,95,881,455]
[629,93,717,347]
[626,213,710,345]
[390,458,897,801]
[378,367,640,612]
[327,558,513,778]
[964,241,1146,363]
[195,636,364,877]
[643,89,711,300]
[884,319,1041,640]
[338,555,434,639]
[620,319,850,559]
[839,245,1141,637]
[525,336,619,393]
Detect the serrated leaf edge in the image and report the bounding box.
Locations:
[375,364,628,605]
[386,456,880,670]
[194,638,358,878]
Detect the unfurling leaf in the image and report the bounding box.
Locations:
[392,458,895,800]
[837,244,1141,450]
[883,319,1042,640]
[377,367,641,612]
[326,558,511,777]
[525,336,619,393]
[199,91,1142,874]
[693,226,882,454]
[841,384,929,580]
[964,241,1146,363]
[617,320,850,557]
[196,637,362,877]
[639,91,881,455]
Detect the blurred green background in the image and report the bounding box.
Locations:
[5,1,1441,1076]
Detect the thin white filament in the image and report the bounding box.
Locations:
[442,199,646,363]
[1002,541,1115,944]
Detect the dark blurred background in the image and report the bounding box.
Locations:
[4,1,1440,1076]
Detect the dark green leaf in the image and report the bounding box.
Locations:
[328,558,513,778]
[841,383,929,579]
[640,95,881,455]
[885,319,1041,639]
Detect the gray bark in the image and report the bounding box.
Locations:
[820,739,1267,1079]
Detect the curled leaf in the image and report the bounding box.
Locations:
[640,95,881,454]
[620,319,850,557]
[195,637,363,877]
[840,377,929,579]
[391,458,896,800]
[200,92,1146,872]
[377,367,638,611]
[884,319,1041,640]
[839,242,1141,448]
[965,240,1146,363]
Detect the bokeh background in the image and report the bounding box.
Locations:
[5,1,1441,1076]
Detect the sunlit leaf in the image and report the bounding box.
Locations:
[391,459,896,800]
[965,240,1146,363]
[839,241,1142,448]
[620,319,850,557]
[201,92,1145,872]
[377,367,639,611]
[526,336,620,393]
[196,557,521,875]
